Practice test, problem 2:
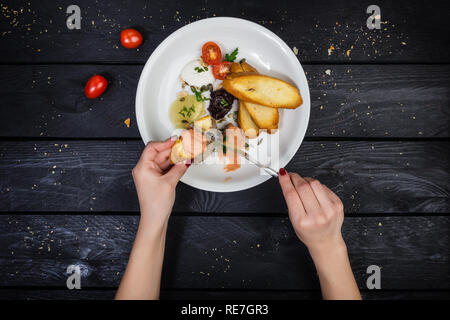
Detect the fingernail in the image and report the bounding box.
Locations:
[185,163,191,168]
[279,168,287,176]
[170,135,178,141]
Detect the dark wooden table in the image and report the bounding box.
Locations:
[0,0,449,300]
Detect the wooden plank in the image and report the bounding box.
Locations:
[0,0,448,63]
[0,215,448,290]
[0,140,448,214]
[1,288,449,300]
[0,64,448,138]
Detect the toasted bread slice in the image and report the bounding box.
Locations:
[231,62,244,74]
[223,74,302,109]
[169,138,191,164]
[242,101,279,132]
[238,102,259,138]
[231,61,258,75]
[240,61,258,73]
[232,62,278,134]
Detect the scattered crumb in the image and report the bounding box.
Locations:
[124,118,131,128]
[292,46,298,55]
[327,45,335,55]
[324,69,331,75]
[225,177,231,183]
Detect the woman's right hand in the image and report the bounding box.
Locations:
[278,169,361,300]
[278,169,346,257]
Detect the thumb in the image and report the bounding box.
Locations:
[164,162,189,185]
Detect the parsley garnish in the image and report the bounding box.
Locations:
[194,66,208,73]
[178,105,196,119]
[220,98,229,107]
[224,48,239,62]
[191,86,210,102]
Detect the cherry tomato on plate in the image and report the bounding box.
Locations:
[212,61,232,80]
[121,28,143,49]
[85,75,108,99]
[202,41,222,65]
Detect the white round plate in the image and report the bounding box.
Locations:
[136,17,310,192]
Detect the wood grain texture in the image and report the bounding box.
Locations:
[1,288,449,300]
[0,0,448,63]
[0,64,448,138]
[0,140,448,214]
[0,215,448,290]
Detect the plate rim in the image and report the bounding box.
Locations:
[136,17,310,192]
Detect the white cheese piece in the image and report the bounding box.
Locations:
[181,60,215,88]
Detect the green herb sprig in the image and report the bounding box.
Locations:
[178,105,196,118]
[191,86,210,102]
[224,48,239,62]
[194,66,208,73]
[220,98,229,107]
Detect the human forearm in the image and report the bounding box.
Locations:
[309,240,361,300]
[115,139,187,300]
[115,216,168,300]
[278,172,361,300]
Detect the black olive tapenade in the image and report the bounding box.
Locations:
[208,88,236,120]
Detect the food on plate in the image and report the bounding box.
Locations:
[190,85,212,102]
[223,73,302,109]
[120,28,143,49]
[238,101,259,138]
[193,115,213,131]
[208,88,236,120]
[240,61,257,73]
[181,60,215,88]
[230,62,243,74]
[231,60,257,73]
[168,40,303,173]
[223,124,245,172]
[169,94,205,128]
[242,101,278,132]
[231,61,279,134]
[224,48,239,62]
[85,74,108,99]
[201,41,222,65]
[169,128,208,164]
[212,61,232,80]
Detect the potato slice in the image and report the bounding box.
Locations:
[223,74,302,109]
[238,102,259,138]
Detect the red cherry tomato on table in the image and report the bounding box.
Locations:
[85,75,108,99]
[121,28,143,49]
[202,41,222,65]
[212,61,232,80]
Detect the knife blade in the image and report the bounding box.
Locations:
[213,140,279,178]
